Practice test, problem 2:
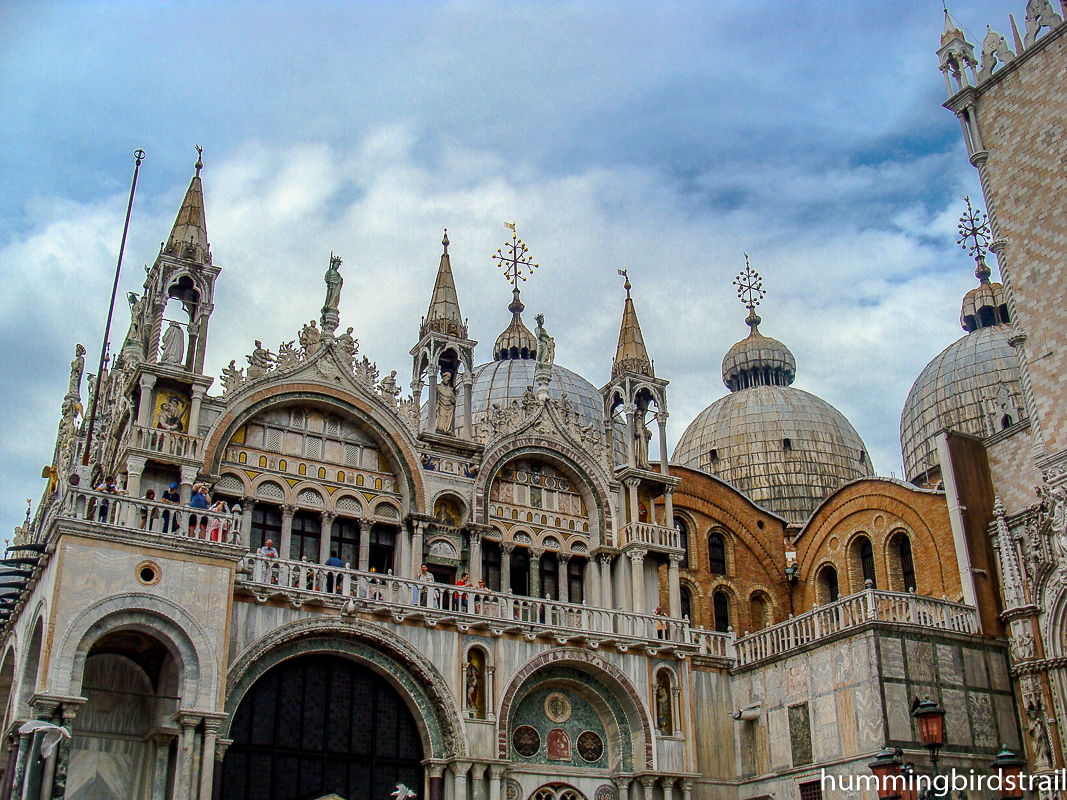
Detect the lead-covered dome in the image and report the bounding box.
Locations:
[471,359,603,429]
[674,268,872,524]
[899,251,1024,484]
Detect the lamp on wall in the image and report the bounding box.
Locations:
[868,747,904,800]
[991,746,1025,800]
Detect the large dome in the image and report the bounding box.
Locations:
[471,360,603,430]
[900,324,1023,482]
[673,385,872,524]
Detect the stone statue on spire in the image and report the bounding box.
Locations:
[533,313,554,401]
[321,253,344,337]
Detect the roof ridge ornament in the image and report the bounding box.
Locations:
[733,254,765,332]
[957,195,992,283]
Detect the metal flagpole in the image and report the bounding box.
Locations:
[82,148,145,467]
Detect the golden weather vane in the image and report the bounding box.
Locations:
[492,222,539,289]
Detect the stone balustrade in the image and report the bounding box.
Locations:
[733,587,980,668]
[619,521,681,551]
[57,487,243,546]
[124,424,201,460]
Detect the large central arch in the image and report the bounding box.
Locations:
[223,617,467,761]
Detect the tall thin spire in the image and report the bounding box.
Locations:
[166,145,210,261]
[612,269,653,379]
[421,229,467,339]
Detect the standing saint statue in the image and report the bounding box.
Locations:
[435,371,457,435]
[160,321,185,365]
[299,320,321,356]
[534,313,555,368]
[68,344,86,398]
[634,412,652,468]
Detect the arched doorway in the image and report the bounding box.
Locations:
[222,654,423,800]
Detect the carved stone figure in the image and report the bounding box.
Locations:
[121,294,146,362]
[1025,0,1063,47]
[656,683,671,733]
[246,340,275,379]
[465,661,480,709]
[67,344,86,398]
[380,370,401,406]
[435,371,457,435]
[323,255,344,312]
[160,321,185,365]
[534,313,555,368]
[299,320,322,356]
[634,413,652,468]
[221,360,245,396]
[276,340,301,370]
[337,327,358,363]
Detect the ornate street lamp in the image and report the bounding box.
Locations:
[869,747,904,800]
[991,746,1025,800]
[912,699,946,764]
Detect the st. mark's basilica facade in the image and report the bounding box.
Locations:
[2,4,1067,800]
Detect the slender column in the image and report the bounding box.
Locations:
[668,554,683,619]
[500,543,514,594]
[126,456,147,527]
[188,385,206,437]
[622,403,637,468]
[625,478,640,535]
[199,717,223,800]
[411,521,425,578]
[469,763,488,800]
[599,554,613,609]
[468,531,483,585]
[149,732,175,800]
[453,761,471,800]
[0,733,19,800]
[180,465,198,506]
[588,555,601,607]
[50,702,82,800]
[319,512,334,565]
[558,554,570,604]
[279,504,295,561]
[663,485,675,531]
[640,775,656,800]
[10,731,31,800]
[137,373,157,427]
[462,375,474,439]
[359,519,371,572]
[681,780,693,800]
[657,411,670,470]
[485,665,497,722]
[426,366,439,435]
[488,765,506,800]
[428,764,446,800]
[172,713,200,800]
[660,777,676,800]
[187,728,203,800]
[672,686,682,735]
[212,739,233,800]
[529,548,543,598]
[629,548,647,614]
[240,498,256,543]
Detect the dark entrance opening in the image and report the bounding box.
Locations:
[222,654,424,800]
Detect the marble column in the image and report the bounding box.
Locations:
[426,367,439,436]
[529,548,543,598]
[319,512,334,565]
[428,764,446,800]
[149,732,175,800]
[199,717,224,800]
[468,530,483,585]
[9,731,31,800]
[173,713,200,800]
[589,556,601,608]
[639,775,655,800]
[411,521,425,579]
[500,543,514,594]
[462,374,474,440]
[0,733,18,800]
[279,505,295,561]
[488,765,507,800]
[668,554,683,620]
[240,498,256,546]
[213,739,233,800]
[663,485,675,532]
[469,763,488,800]
[623,403,637,468]
[188,385,206,437]
[629,548,647,615]
[657,411,670,472]
[50,701,82,800]
[137,373,157,427]
[625,478,641,537]
[126,456,147,527]
[485,665,497,722]
[452,761,471,800]
[681,780,693,800]
[558,554,570,604]
[359,520,371,572]
[599,554,613,610]
[180,465,198,507]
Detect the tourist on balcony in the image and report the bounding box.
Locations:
[655,606,668,640]
[474,578,488,614]
[325,550,344,592]
[139,489,158,530]
[161,483,180,532]
[189,483,209,538]
[456,572,471,612]
[95,476,118,522]
[257,538,279,584]
[416,564,437,608]
[207,499,229,542]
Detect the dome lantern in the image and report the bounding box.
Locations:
[721,257,797,392]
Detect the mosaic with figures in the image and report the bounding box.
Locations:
[511,683,610,769]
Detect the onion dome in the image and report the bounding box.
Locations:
[673,259,872,524]
[899,198,1024,484]
[494,288,537,360]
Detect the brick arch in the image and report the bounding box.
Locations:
[201,384,426,513]
[496,648,654,771]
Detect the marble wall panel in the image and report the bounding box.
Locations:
[906,640,935,684]
[811,649,832,696]
[854,680,885,750]
[942,688,973,747]
[768,706,790,771]
[785,661,808,701]
[788,702,812,766]
[880,639,905,680]
[813,693,841,761]
[969,692,997,748]
[963,649,989,688]
[836,689,858,758]
[833,641,854,687]
[936,645,964,686]
[995,694,1021,751]
[884,682,912,741]
[987,651,1010,692]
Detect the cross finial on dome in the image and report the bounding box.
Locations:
[957,195,992,283]
[618,268,631,298]
[442,228,449,254]
[493,222,538,290]
[733,254,765,331]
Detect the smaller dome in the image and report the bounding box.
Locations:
[960,257,1011,332]
[722,327,796,391]
[471,359,603,430]
[493,288,537,361]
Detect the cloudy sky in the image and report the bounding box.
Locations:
[0,1,1014,540]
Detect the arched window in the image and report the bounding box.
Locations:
[898,535,916,592]
[482,541,502,591]
[858,537,876,588]
[749,593,770,633]
[713,591,730,632]
[465,648,487,719]
[818,565,840,604]
[568,558,585,604]
[654,669,674,734]
[708,533,726,575]
[674,517,689,569]
[680,587,692,623]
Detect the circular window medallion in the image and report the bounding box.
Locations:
[577,730,604,762]
[513,725,540,757]
[595,785,617,800]
[544,692,572,723]
[136,561,160,586]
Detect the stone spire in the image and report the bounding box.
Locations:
[611,270,653,379]
[421,230,467,339]
[165,146,210,263]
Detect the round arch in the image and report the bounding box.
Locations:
[223,617,467,760]
[497,648,654,772]
[201,387,426,514]
[51,593,216,710]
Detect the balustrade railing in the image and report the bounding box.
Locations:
[733,588,980,667]
[124,424,200,459]
[239,553,694,645]
[57,487,242,546]
[620,521,680,550]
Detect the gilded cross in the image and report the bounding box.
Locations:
[957,196,991,259]
[492,222,539,289]
[733,255,765,315]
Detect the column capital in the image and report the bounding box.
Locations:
[281,503,296,519]
[468,529,483,546]
[668,553,684,565]
[215,738,234,762]
[200,712,228,734]
[620,403,637,416]
[488,764,509,780]
[623,477,642,489]
[427,763,447,779]
[656,411,669,423]
[241,496,257,509]
[501,541,516,555]
[139,373,157,390]
[126,455,147,475]
[320,510,336,524]
[662,485,675,496]
[172,710,203,730]
[598,553,613,567]
[558,552,571,564]
[452,760,472,775]
[529,547,544,559]
[627,548,648,563]
[147,729,177,747]
[639,776,657,789]
[180,465,199,484]
[190,384,206,400]
[990,237,1009,255]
